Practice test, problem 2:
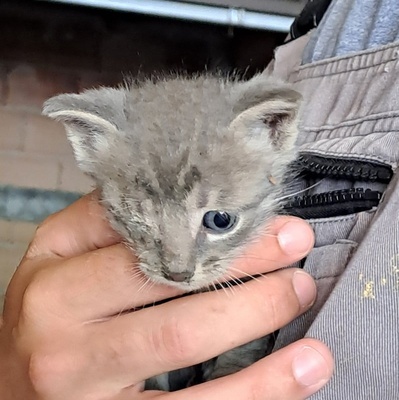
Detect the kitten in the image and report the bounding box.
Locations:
[43,72,301,391]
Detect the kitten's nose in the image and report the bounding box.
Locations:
[163,270,194,283]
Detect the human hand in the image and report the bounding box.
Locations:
[0,192,333,400]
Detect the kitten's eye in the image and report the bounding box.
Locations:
[203,211,237,233]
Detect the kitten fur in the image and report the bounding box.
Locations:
[43,72,301,391]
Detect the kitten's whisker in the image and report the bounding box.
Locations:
[128,270,146,280]
[228,266,263,284]
[223,279,237,296]
[227,273,247,288]
[275,179,324,202]
[215,278,231,298]
[116,300,135,318]
[136,275,151,295]
[215,255,278,263]
[233,255,276,261]
[251,233,278,238]
[146,280,156,297]
[211,282,219,294]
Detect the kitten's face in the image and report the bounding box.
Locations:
[43,74,301,291]
[99,139,285,290]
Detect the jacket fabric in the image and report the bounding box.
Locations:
[267,29,399,399]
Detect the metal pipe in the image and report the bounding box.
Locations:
[43,0,294,32]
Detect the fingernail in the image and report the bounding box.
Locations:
[293,346,331,387]
[292,271,316,308]
[277,221,314,255]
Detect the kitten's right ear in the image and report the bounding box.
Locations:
[233,73,301,114]
[231,74,301,153]
[43,87,127,175]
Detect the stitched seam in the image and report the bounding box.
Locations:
[297,40,399,72]
[293,57,398,81]
[302,112,399,132]
[293,57,398,82]
[309,215,358,224]
[304,129,399,136]
[296,149,394,166]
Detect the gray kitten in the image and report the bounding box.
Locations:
[43,73,301,391]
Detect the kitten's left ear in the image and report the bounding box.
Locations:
[43,87,127,174]
[231,73,302,152]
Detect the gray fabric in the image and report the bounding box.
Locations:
[268,34,399,399]
[303,0,399,63]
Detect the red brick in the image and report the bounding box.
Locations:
[24,113,72,155]
[0,151,59,190]
[7,64,79,110]
[0,108,27,151]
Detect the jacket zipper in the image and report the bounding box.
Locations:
[282,153,392,219]
[282,188,382,219]
[296,153,393,182]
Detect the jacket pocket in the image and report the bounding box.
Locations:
[274,239,358,351]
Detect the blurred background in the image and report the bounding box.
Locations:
[0,0,304,304]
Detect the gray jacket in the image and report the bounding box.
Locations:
[268,30,399,399]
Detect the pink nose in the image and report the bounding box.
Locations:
[163,271,194,282]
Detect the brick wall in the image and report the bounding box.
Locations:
[1,64,95,193]
[0,1,284,191]
[0,0,285,305]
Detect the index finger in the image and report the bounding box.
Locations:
[26,191,120,259]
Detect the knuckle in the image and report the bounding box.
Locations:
[101,331,132,369]
[21,282,42,317]
[28,350,65,396]
[21,271,51,318]
[29,346,85,397]
[151,316,197,367]
[264,290,281,329]
[248,281,279,329]
[25,219,53,258]
[259,274,298,330]
[35,213,57,237]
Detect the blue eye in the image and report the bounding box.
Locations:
[203,211,237,232]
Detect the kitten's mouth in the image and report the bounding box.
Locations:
[158,277,205,292]
[138,265,197,290]
[138,263,227,292]
[153,272,214,292]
